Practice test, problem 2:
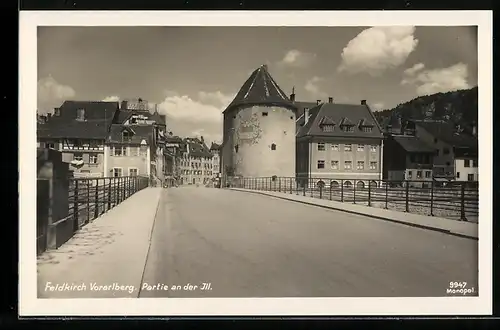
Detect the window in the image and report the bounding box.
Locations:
[408,170,413,179]
[417,170,422,179]
[473,159,478,167]
[317,143,325,151]
[235,145,239,153]
[89,154,98,164]
[113,168,122,177]
[331,160,339,169]
[341,126,354,132]
[129,168,138,177]
[464,159,470,167]
[129,147,139,157]
[370,145,377,152]
[317,160,325,169]
[322,125,335,132]
[262,112,268,116]
[468,174,474,181]
[331,144,339,151]
[271,143,276,151]
[357,144,365,152]
[362,127,373,133]
[357,161,364,170]
[443,147,450,155]
[456,172,460,179]
[344,161,352,169]
[122,131,132,141]
[73,153,83,161]
[113,146,127,156]
[76,109,85,121]
[425,171,431,178]
[370,161,377,170]
[240,125,253,133]
[47,143,55,149]
[435,149,439,156]
[344,144,352,152]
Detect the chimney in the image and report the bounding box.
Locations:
[361,100,367,105]
[316,99,321,105]
[262,64,268,71]
[290,86,296,102]
[200,136,205,143]
[328,97,333,103]
[304,108,310,125]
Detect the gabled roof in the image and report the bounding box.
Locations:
[113,109,166,126]
[318,116,336,126]
[359,118,374,127]
[107,124,154,144]
[393,135,435,153]
[296,102,384,139]
[224,64,297,113]
[340,117,354,126]
[38,101,119,139]
[184,137,213,158]
[412,120,478,148]
[210,142,221,151]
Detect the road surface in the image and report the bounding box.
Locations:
[139,186,478,297]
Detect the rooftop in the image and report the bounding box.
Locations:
[412,119,478,148]
[392,135,435,153]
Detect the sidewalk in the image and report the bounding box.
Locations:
[230,188,478,240]
[37,187,163,298]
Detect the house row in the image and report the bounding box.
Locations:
[37,98,222,185]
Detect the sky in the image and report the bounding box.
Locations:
[37,26,478,145]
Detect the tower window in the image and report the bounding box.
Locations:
[235,145,239,153]
[262,112,268,116]
[271,143,276,150]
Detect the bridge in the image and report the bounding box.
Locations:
[37,182,478,299]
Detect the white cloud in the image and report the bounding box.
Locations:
[278,50,317,68]
[157,91,234,144]
[37,76,76,114]
[338,26,419,76]
[102,96,120,102]
[403,63,425,76]
[305,76,328,99]
[401,62,470,96]
[371,102,385,111]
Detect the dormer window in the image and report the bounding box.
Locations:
[76,109,85,121]
[54,108,60,116]
[322,124,335,132]
[340,117,354,132]
[122,130,133,142]
[318,116,336,133]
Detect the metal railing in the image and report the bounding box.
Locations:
[37,175,149,255]
[229,177,479,222]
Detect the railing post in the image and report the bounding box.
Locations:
[278,178,281,192]
[460,182,467,221]
[353,180,356,204]
[329,184,332,200]
[385,181,389,209]
[341,179,344,202]
[289,178,292,194]
[310,178,313,197]
[86,180,90,224]
[107,178,112,210]
[73,180,79,233]
[430,179,434,216]
[94,178,99,219]
[368,180,372,207]
[405,180,410,212]
[122,177,126,200]
[302,179,306,196]
[319,183,323,199]
[115,177,119,205]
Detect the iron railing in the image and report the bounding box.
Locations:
[229,177,479,222]
[37,175,149,255]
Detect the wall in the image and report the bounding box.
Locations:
[106,145,150,177]
[414,125,455,176]
[307,138,382,184]
[455,158,479,181]
[225,105,296,178]
[179,155,213,185]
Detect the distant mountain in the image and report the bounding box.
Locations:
[374,87,478,130]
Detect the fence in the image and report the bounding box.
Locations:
[230,177,479,222]
[37,175,149,255]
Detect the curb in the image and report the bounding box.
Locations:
[137,188,164,298]
[230,189,478,241]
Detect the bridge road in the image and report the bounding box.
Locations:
[139,187,478,298]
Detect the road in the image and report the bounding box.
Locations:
[139,186,478,298]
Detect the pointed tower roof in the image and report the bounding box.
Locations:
[224,64,297,113]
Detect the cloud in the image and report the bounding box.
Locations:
[305,76,328,99]
[371,102,385,111]
[278,50,317,68]
[157,91,234,144]
[37,76,76,114]
[403,63,425,76]
[338,26,419,76]
[401,62,470,96]
[102,95,120,102]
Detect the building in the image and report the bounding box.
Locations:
[407,119,478,183]
[37,101,119,178]
[105,98,167,182]
[295,97,385,189]
[383,134,435,187]
[179,137,214,186]
[221,64,298,180]
[164,134,185,184]
[210,142,221,177]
